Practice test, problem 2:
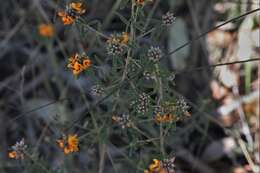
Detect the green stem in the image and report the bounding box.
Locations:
[25,153,51,173]
[160,122,165,157]
[155,64,165,156]
[245,63,251,94]
[121,1,138,81]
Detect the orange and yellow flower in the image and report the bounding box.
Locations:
[57,134,79,154]
[58,2,85,25]
[8,151,17,159]
[67,53,91,76]
[58,12,75,25]
[155,113,177,123]
[82,58,91,69]
[144,159,167,173]
[38,24,54,37]
[145,157,176,173]
[69,2,86,14]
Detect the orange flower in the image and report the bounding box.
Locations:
[8,151,17,159]
[38,24,54,37]
[57,134,79,154]
[145,158,176,173]
[69,2,86,14]
[149,159,161,172]
[58,2,85,25]
[58,12,75,25]
[72,61,84,76]
[67,53,91,76]
[82,58,91,69]
[144,159,167,173]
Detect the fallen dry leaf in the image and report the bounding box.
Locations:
[207,30,234,48]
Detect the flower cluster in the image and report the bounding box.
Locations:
[162,12,176,26]
[153,102,180,123]
[58,2,86,25]
[38,24,54,37]
[147,46,163,63]
[162,157,176,173]
[112,114,132,129]
[136,93,150,114]
[56,134,79,155]
[67,53,91,76]
[151,98,191,124]
[155,113,177,123]
[176,97,190,116]
[143,71,155,80]
[8,138,27,160]
[144,158,176,173]
[106,32,129,56]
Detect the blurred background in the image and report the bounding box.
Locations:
[0,0,259,173]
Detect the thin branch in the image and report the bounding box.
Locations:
[167,8,260,57]
[174,58,260,75]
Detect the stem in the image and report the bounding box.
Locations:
[121,1,137,81]
[175,58,260,75]
[78,18,108,39]
[132,125,158,147]
[137,26,157,39]
[155,64,163,104]
[102,0,123,29]
[143,0,160,32]
[98,143,106,173]
[76,80,98,130]
[155,64,165,156]
[245,63,251,94]
[160,122,165,157]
